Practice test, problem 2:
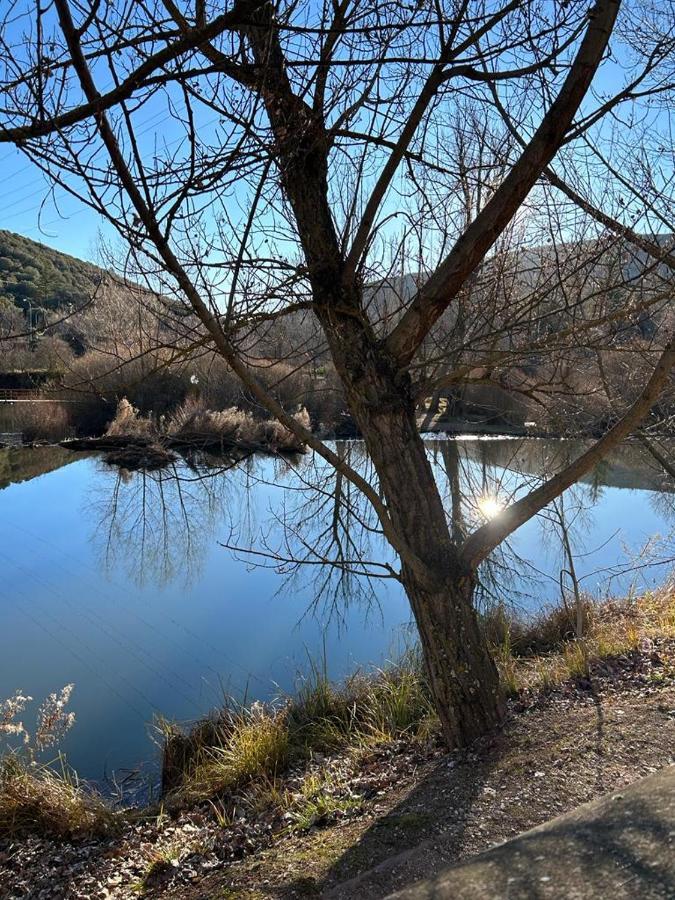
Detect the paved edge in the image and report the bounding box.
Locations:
[381,765,675,899]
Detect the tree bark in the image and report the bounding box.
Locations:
[318,314,503,745]
[406,571,503,747]
[360,402,503,747]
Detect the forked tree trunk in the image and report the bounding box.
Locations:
[334,356,503,746]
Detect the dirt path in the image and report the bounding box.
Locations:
[172,679,675,899]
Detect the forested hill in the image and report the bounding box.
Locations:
[0,230,100,313]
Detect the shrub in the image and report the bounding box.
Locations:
[0,756,114,839]
[105,398,156,438]
[167,397,309,451]
[0,401,73,443]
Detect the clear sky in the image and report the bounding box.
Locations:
[0,143,112,262]
[0,5,660,266]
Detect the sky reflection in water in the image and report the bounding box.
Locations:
[0,438,672,780]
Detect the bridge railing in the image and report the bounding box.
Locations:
[0,388,43,400]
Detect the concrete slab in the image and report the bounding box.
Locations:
[386,766,675,899]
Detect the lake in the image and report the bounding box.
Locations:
[0,438,673,784]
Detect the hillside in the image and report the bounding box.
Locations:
[0,230,100,313]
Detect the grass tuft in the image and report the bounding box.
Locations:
[161,652,438,815]
[0,754,116,839]
[171,703,289,805]
[284,770,362,832]
[489,588,675,694]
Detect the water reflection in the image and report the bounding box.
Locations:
[427,437,675,603]
[0,438,673,779]
[87,437,675,611]
[89,458,241,587]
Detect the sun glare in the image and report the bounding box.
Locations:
[477,494,504,520]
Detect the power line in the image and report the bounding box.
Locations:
[6,111,224,236]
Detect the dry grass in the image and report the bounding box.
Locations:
[3,591,671,842]
[168,398,258,443]
[482,598,593,657]
[161,653,436,814]
[163,589,675,815]
[0,684,116,840]
[0,402,73,442]
[490,588,675,694]
[167,397,309,451]
[101,396,309,454]
[0,755,116,839]
[175,705,290,804]
[105,398,156,438]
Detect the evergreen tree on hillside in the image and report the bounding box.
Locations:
[0,231,99,313]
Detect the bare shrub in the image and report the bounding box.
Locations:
[105,398,156,438]
[60,350,193,434]
[56,349,344,438]
[167,398,308,451]
[0,402,72,443]
[192,355,244,409]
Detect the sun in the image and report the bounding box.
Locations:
[477,494,504,520]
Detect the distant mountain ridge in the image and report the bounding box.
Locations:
[0,230,100,313]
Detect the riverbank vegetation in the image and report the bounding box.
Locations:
[58,398,311,465]
[1,586,673,851]
[3,0,675,796]
[1,227,674,450]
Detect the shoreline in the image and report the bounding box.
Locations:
[2,591,674,897]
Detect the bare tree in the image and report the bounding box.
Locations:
[1,0,673,747]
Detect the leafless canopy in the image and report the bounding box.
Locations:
[1,0,674,745]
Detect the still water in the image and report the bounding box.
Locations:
[0,439,672,781]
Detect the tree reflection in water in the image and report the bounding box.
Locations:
[87,438,675,619]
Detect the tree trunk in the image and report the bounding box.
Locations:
[404,569,504,747]
[361,403,503,748]
[325,333,503,746]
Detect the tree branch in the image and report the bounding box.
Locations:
[461,338,674,568]
[385,0,620,369]
[0,4,258,143]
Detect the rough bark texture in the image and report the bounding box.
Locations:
[354,398,503,747]
[317,312,503,746]
[405,575,504,747]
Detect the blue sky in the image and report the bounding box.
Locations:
[0,143,110,261]
[0,5,659,266]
